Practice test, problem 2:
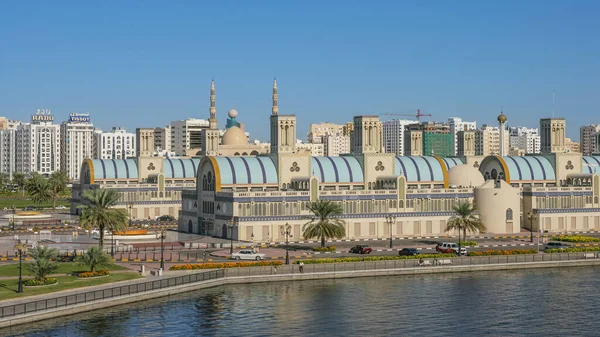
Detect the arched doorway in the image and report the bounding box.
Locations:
[222,224,228,238]
[188,220,193,233]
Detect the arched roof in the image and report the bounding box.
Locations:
[481,156,556,181]
[311,156,364,183]
[90,159,139,179]
[163,158,201,179]
[212,156,278,185]
[394,156,463,182]
[583,156,600,174]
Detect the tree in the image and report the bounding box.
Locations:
[49,170,69,210]
[0,172,10,190]
[25,173,52,206]
[445,201,486,255]
[303,200,346,247]
[26,245,60,282]
[78,189,129,248]
[12,172,26,196]
[75,247,112,272]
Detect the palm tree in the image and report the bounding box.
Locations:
[75,247,112,272]
[49,170,69,210]
[0,172,10,190]
[303,200,346,247]
[25,173,52,206]
[26,245,60,282]
[12,173,26,196]
[78,189,129,248]
[445,201,486,255]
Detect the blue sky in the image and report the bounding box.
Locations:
[1,1,599,141]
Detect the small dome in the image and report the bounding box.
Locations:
[221,126,247,146]
[448,164,485,188]
[497,112,507,123]
[228,109,238,118]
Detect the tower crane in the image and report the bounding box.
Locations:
[379,109,432,122]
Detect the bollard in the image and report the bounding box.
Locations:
[140,265,145,275]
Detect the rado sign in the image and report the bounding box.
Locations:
[32,109,54,122]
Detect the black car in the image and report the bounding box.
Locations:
[398,248,420,256]
[544,242,570,250]
[349,245,372,254]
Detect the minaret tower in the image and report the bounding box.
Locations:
[272,78,279,115]
[497,110,507,156]
[209,79,217,130]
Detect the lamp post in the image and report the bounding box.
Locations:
[156,226,167,271]
[11,206,16,231]
[111,230,115,257]
[280,223,292,265]
[227,219,237,256]
[385,215,396,249]
[14,242,27,293]
[128,202,134,228]
[250,233,254,251]
[527,210,538,243]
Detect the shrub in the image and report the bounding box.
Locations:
[295,254,456,265]
[170,261,283,270]
[459,241,478,247]
[313,246,336,252]
[77,269,110,278]
[26,245,60,282]
[467,249,538,256]
[23,277,58,286]
[75,247,112,272]
[546,247,600,253]
[552,235,600,243]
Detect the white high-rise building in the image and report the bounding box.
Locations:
[61,114,95,181]
[475,125,501,156]
[382,119,418,155]
[94,127,136,160]
[170,118,210,156]
[509,126,540,154]
[16,110,61,176]
[323,132,350,156]
[0,129,16,179]
[448,117,477,156]
[580,124,600,155]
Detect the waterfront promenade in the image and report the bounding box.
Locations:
[2,252,600,329]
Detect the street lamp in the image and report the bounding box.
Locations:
[14,242,27,293]
[11,206,16,231]
[250,233,254,251]
[111,229,115,258]
[227,219,237,256]
[527,210,538,243]
[128,202,134,228]
[280,223,293,265]
[385,215,396,249]
[155,226,167,271]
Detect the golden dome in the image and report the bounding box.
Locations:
[221,126,247,146]
[497,112,507,123]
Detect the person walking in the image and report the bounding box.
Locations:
[299,261,304,273]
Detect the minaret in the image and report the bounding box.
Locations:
[497,110,507,156]
[209,79,217,130]
[271,78,278,115]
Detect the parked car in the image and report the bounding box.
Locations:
[435,242,467,255]
[398,248,420,256]
[55,205,67,210]
[156,215,175,221]
[23,206,36,211]
[231,249,265,261]
[349,245,372,254]
[544,242,570,251]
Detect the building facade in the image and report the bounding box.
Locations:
[171,118,209,156]
[94,127,136,160]
[382,119,418,156]
[580,124,600,155]
[16,110,61,176]
[0,129,16,179]
[60,117,95,181]
[509,126,540,154]
[448,117,476,156]
[404,122,453,156]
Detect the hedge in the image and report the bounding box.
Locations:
[23,278,58,286]
[545,247,600,254]
[313,246,336,252]
[170,261,283,270]
[77,270,110,278]
[459,241,478,247]
[552,235,600,243]
[467,249,538,256]
[294,254,456,265]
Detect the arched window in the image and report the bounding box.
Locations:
[491,169,498,180]
[506,208,513,221]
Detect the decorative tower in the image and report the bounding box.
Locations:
[540,118,566,154]
[202,80,220,156]
[351,116,383,154]
[272,78,278,116]
[497,111,507,156]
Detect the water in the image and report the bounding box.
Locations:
[3,267,600,337]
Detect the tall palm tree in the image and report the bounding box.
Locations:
[78,189,129,248]
[303,200,346,247]
[49,170,69,210]
[12,173,26,196]
[445,201,486,255]
[25,173,52,206]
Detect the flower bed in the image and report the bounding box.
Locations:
[552,235,600,243]
[170,261,283,270]
[77,269,110,278]
[467,249,537,256]
[112,229,148,236]
[313,246,336,252]
[23,277,58,287]
[546,247,600,253]
[295,254,456,265]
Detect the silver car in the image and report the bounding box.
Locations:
[231,249,266,261]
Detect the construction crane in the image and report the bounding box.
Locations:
[380,109,432,122]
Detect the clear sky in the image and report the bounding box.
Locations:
[1,0,599,141]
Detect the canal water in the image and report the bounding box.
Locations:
[3,267,599,337]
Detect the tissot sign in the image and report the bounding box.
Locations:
[69,113,91,123]
[31,109,54,122]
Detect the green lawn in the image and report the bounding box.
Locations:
[0,262,128,277]
[0,273,142,300]
[0,199,70,209]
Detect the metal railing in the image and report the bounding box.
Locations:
[0,269,225,319]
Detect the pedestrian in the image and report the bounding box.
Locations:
[299,261,304,273]
[203,250,207,260]
[419,257,424,266]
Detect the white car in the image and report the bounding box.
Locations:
[231,249,266,261]
[55,205,67,210]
